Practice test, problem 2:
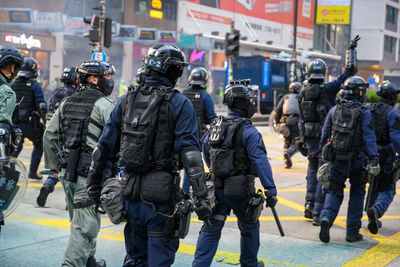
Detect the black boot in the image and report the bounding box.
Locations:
[87,256,106,267]
[319,218,330,243]
[37,184,51,207]
[258,260,265,267]
[312,215,320,226]
[28,171,43,180]
[346,233,363,242]
[304,201,314,219]
[367,207,380,234]
[284,153,292,169]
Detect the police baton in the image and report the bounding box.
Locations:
[270,205,285,237]
[364,172,375,212]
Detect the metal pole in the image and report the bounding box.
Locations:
[99,0,106,52]
[290,0,299,82]
[228,20,235,81]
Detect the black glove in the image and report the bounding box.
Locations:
[265,190,278,208]
[367,157,380,177]
[193,199,212,221]
[296,137,307,157]
[87,184,102,204]
[349,35,361,49]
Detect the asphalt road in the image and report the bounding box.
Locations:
[1,125,400,267]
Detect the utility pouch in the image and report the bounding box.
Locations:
[175,198,193,239]
[141,171,173,202]
[17,109,30,123]
[322,142,335,162]
[304,123,321,139]
[120,129,154,173]
[64,149,80,183]
[276,123,290,137]
[300,101,318,122]
[77,152,92,177]
[100,177,126,225]
[122,174,141,202]
[210,148,234,177]
[163,216,178,238]
[316,104,328,122]
[317,163,331,190]
[285,115,299,126]
[224,174,248,199]
[245,191,265,222]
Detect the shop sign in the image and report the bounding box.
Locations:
[159,31,176,43]
[92,51,107,62]
[5,33,41,49]
[0,8,32,24]
[35,12,63,29]
[316,0,350,25]
[138,28,157,42]
[117,25,137,41]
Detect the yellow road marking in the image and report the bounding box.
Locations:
[263,138,284,143]
[261,133,277,137]
[9,215,305,267]
[276,196,305,213]
[27,183,63,188]
[268,155,308,168]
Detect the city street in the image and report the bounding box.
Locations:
[1,124,400,267]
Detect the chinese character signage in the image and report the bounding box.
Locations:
[316,0,350,25]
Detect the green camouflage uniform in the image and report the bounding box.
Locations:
[43,88,115,267]
[0,75,16,125]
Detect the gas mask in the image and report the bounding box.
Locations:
[98,76,114,96]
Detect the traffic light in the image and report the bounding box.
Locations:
[83,14,99,43]
[225,29,240,57]
[104,17,112,48]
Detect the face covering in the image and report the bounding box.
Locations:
[98,77,114,95]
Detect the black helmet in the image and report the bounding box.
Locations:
[289,82,301,93]
[78,60,116,95]
[223,79,257,118]
[135,67,146,85]
[18,57,39,79]
[307,59,327,81]
[142,44,188,84]
[60,67,78,85]
[188,67,208,88]
[0,45,24,82]
[340,75,369,100]
[377,81,400,97]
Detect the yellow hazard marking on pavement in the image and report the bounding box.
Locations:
[343,229,400,267]
[27,183,63,187]
[261,133,277,137]
[272,167,307,172]
[276,196,305,213]
[268,155,308,168]
[23,161,44,166]
[263,138,284,143]
[9,214,305,267]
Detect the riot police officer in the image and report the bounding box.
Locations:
[192,80,277,267]
[11,57,47,180]
[318,76,380,243]
[182,67,217,194]
[43,60,116,267]
[272,82,301,168]
[298,60,355,219]
[182,67,217,137]
[86,44,212,267]
[36,67,79,207]
[366,81,400,234]
[0,45,24,230]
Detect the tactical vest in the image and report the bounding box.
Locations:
[182,87,207,136]
[119,86,177,173]
[282,93,300,115]
[300,83,332,123]
[209,116,255,179]
[49,87,67,112]
[369,102,391,145]
[61,88,103,153]
[12,78,36,122]
[330,100,363,159]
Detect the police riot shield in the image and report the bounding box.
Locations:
[0,156,28,221]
